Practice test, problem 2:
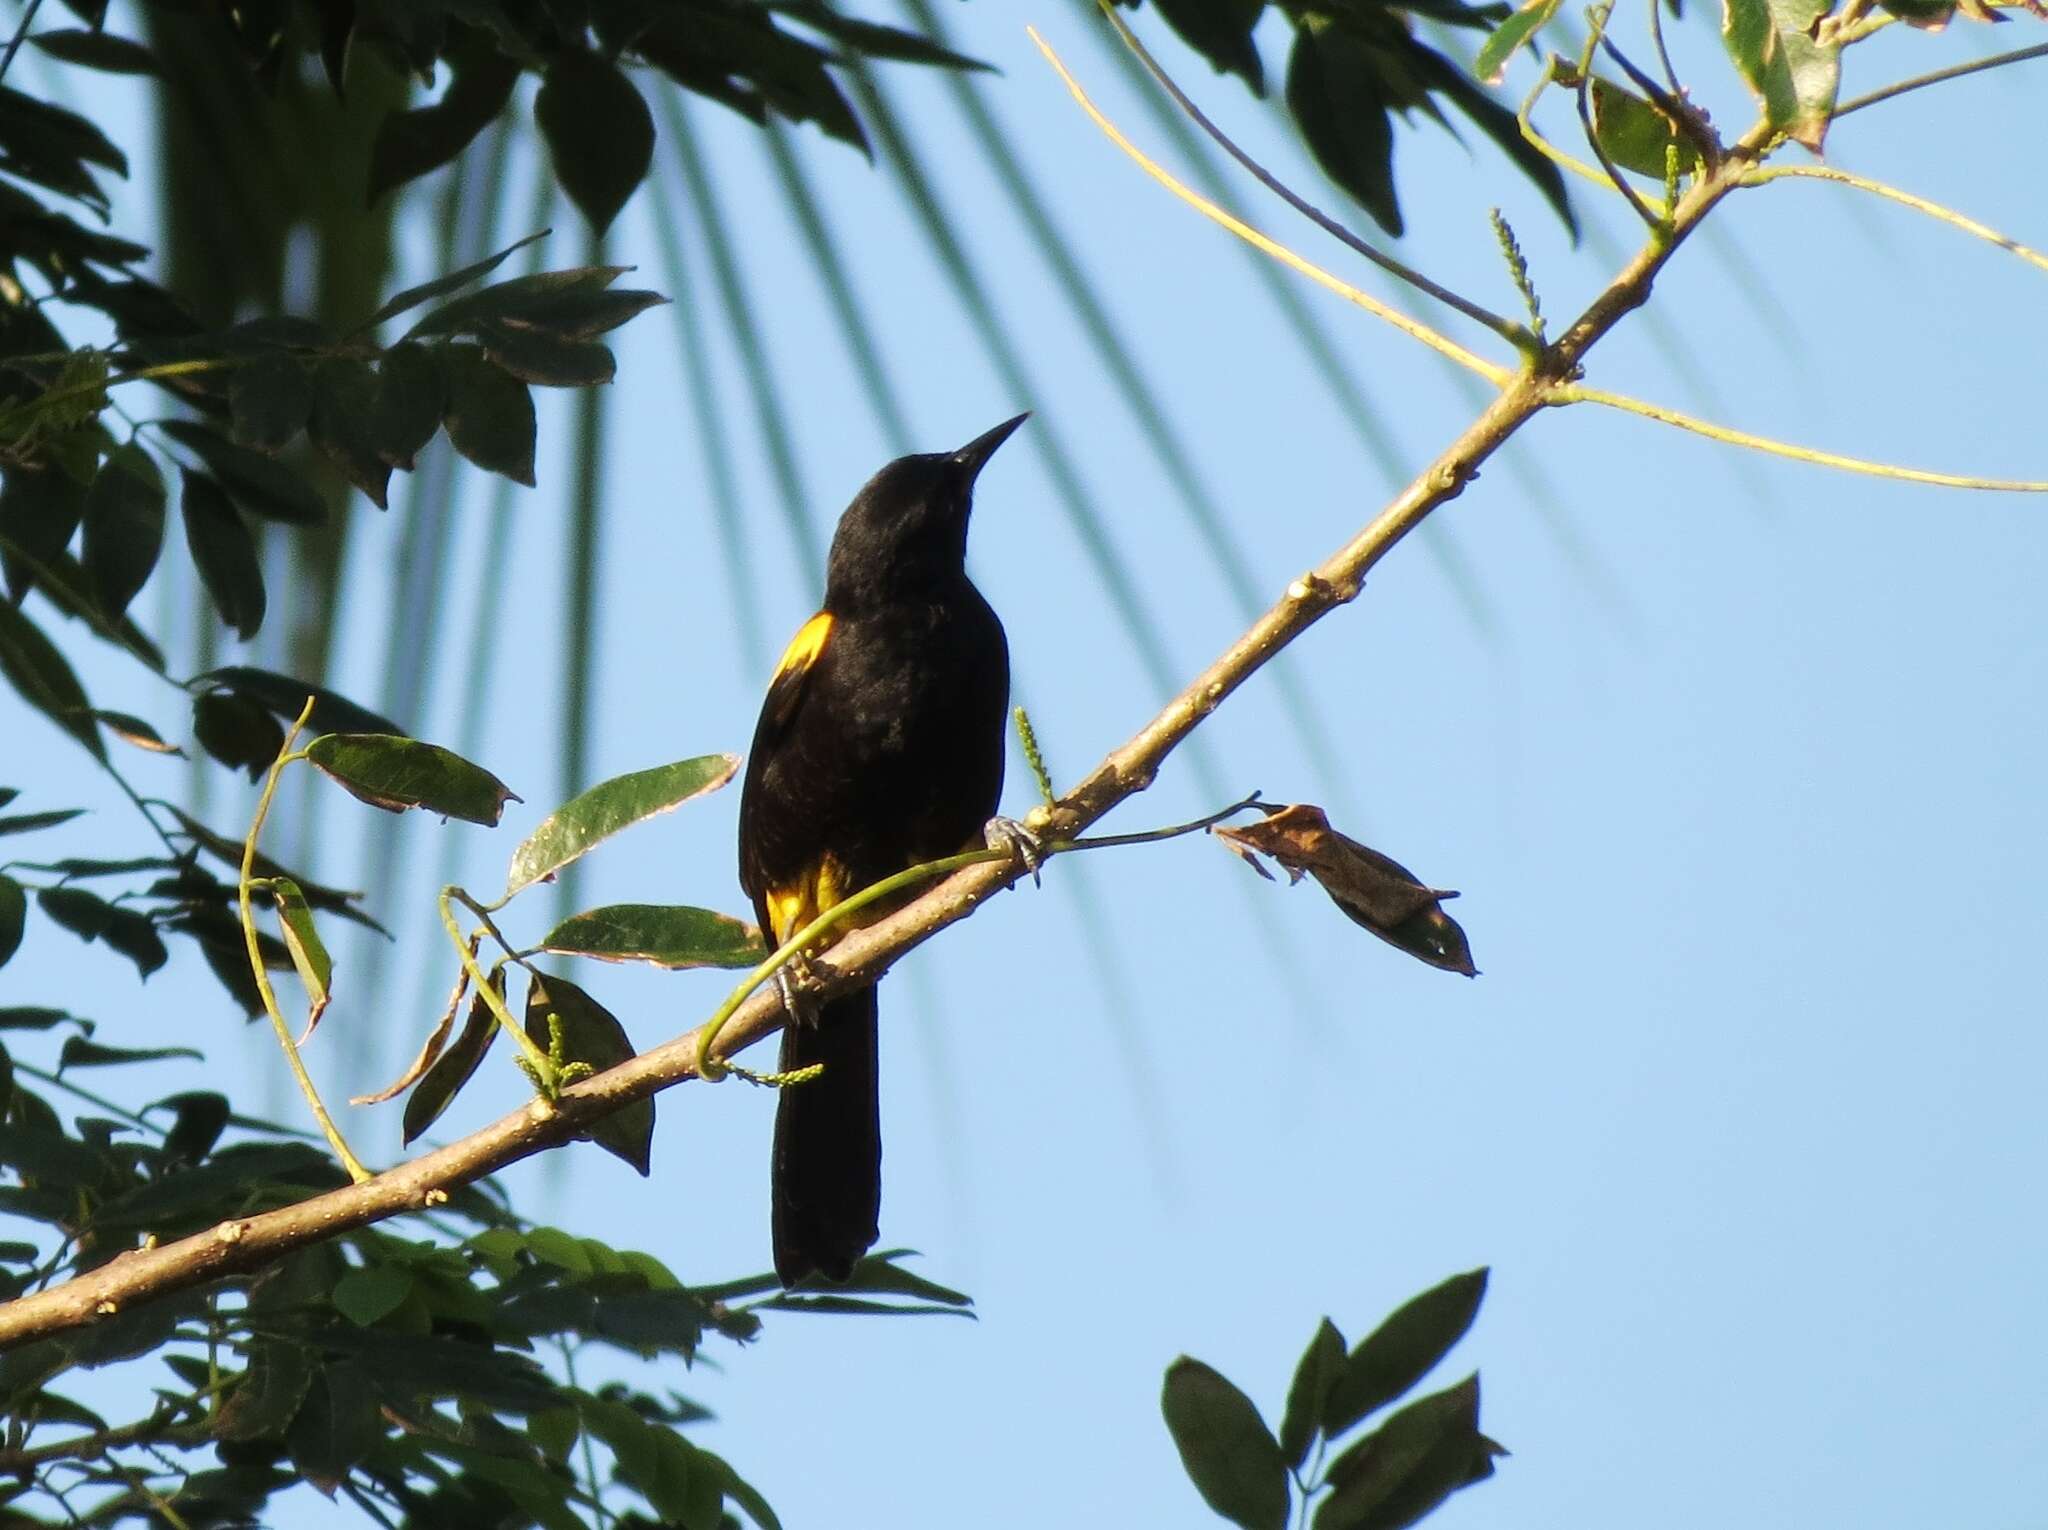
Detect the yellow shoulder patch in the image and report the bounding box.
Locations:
[774,611,833,680]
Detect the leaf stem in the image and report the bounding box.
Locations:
[1026,27,1513,386]
[1741,161,2048,277]
[1558,383,2048,489]
[240,702,368,1182]
[437,887,559,1090]
[0,0,46,86]
[692,792,1265,1078]
[1095,1,1530,348]
[1834,38,2048,116]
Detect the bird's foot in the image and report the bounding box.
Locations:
[984,815,1044,887]
[774,954,822,1028]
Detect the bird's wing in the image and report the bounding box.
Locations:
[738,611,835,911]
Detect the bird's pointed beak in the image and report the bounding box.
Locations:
[952,412,1030,483]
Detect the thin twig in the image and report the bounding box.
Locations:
[1742,162,2048,277]
[1559,384,2048,490]
[1645,0,1679,94]
[1835,39,2048,116]
[1026,29,1513,385]
[1097,2,1529,347]
[1574,8,1664,231]
[692,792,1266,1076]
[0,0,47,86]
[238,700,370,1183]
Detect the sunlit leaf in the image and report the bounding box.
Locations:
[269,878,332,1040]
[541,904,764,970]
[505,754,740,897]
[305,733,519,826]
[1474,0,1564,81]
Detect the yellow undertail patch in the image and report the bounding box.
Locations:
[765,853,853,946]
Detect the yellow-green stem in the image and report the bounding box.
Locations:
[239,701,369,1183]
[437,887,560,1089]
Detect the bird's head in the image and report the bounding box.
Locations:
[824,414,1028,606]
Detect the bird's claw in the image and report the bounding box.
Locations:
[984,815,1044,887]
[774,955,822,1028]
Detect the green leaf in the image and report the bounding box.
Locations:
[700,1445,785,1530]
[403,264,626,341]
[1315,1376,1503,1530]
[0,460,87,604]
[1286,18,1400,236]
[286,1361,383,1494]
[1323,1270,1489,1436]
[1588,77,1682,178]
[505,754,741,897]
[332,1264,414,1327]
[359,229,551,332]
[309,358,393,508]
[99,904,167,977]
[214,1340,316,1442]
[1473,0,1563,82]
[524,972,652,1174]
[95,709,177,755]
[1720,0,1839,150]
[0,808,84,836]
[305,733,519,826]
[1160,1356,1290,1530]
[58,1037,202,1070]
[0,580,103,760]
[0,876,23,970]
[192,666,403,736]
[228,350,315,452]
[155,1090,230,1164]
[402,971,502,1145]
[478,321,617,386]
[1280,1317,1347,1469]
[269,878,331,1031]
[36,883,110,940]
[79,443,163,615]
[374,341,444,470]
[540,904,764,970]
[180,470,266,640]
[368,45,522,205]
[1149,0,1268,91]
[535,50,656,234]
[28,28,156,73]
[767,0,991,74]
[441,345,536,486]
[159,420,326,525]
[192,690,286,780]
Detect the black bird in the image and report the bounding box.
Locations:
[738,415,1030,1286]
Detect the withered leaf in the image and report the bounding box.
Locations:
[1214,804,1477,976]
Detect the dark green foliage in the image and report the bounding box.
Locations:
[536,51,657,234]
[523,973,655,1174]
[0,1020,932,1526]
[1164,1279,1500,1529]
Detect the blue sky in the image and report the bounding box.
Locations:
[7,3,2048,1526]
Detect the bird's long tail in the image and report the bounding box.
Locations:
[771,985,881,1286]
